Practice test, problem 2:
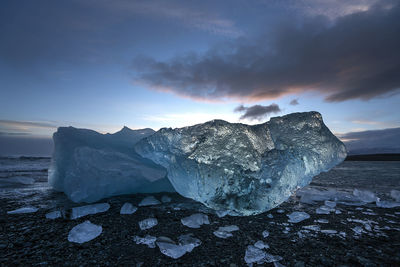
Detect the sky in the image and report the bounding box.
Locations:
[1,0,399,156]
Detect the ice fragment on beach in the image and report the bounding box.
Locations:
[134,235,157,248]
[181,213,210,228]
[156,234,201,259]
[213,225,239,238]
[71,203,110,219]
[120,202,137,214]
[46,210,62,219]
[135,112,346,216]
[321,229,337,234]
[262,230,270,238]
[68,220,102,243]
[267,214,273,219]
[277,209,285,214]
[245,245,267,264]
[178,234,201,252]
[391,190,400,202]
[303,225,320,231]
[352,226,365,235]
[287,211,310,223]
[376,199,400,208]
[316,219,329,224]
[139,218,158,230]
[161,195,172,203]
[7,206,38,214]
[324,200,336,208]
[216,210,229,218]
[254,240,269,249]
[353,189,376,203]
[139,196,161,206]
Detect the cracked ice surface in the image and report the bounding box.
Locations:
[68,220,102,244]
[135,112,346,215]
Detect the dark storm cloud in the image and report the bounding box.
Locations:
[338,127,400,154]
[290,99,299,105]
[234,104,281,120]
[132,2,400,102]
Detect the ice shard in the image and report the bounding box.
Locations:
[135,112,346,216]
[48,126,175,203]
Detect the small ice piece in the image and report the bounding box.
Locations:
[339,232,346,238]
[68,220,102,244]
[120,203,138,214]
[139,218,158,230]
[133,235,157,248]
[316,205,333,215]
[376,199,400,208]
[254,240,269,250]
[277,209,285,214]
[352,226,364,235]
[139,196,161,206]
[262,230,270,238]
[335,210,342,214]
[353,189,376,203]
[264,253,283,263]
[213,225,239,238]
[324,200,336,208]
[46,210,62,219]
[267,214,274,219]
[157,241,187,259]
[71,203,110,219]
[287,211,310,223]
[391,190,400,202]
[321,229,337,234]
[178,234,201,252]
[7,206,38,214]
[161,195,172,203]
[316,219,329,224]
[244,245,267,264]
[216,210,229,218]
[303,225,320,231]
[181,213,210,228]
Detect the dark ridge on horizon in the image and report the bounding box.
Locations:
[345,153,400,161]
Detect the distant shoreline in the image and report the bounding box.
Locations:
[345,153,400,161]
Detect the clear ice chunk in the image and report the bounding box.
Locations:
[376,199,400,208]
[254,240,269,249]
[135,112,346,215]
[46,210,62,219]
[353,189,376,203]
[139,218,158,230]
[287,211,310,223]
[213,225,239,239]
[48,126,175,203]
[68,220,102,244]
[120,203,138,214]
[133,235,157,248]
[7,206,38,214]
[181,213,210,228]
[177,234,201,252]
[71,203,110,219]
[139,196,161,206]
[262,230,270,238]
[391,190,400,202]
[156,234,201,259]
[244,245,267,264]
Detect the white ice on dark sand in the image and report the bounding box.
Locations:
[71,203,110,219]
[68,220,102,244]
[244,245,282,265]
[139,218,158,230]
[181,213,210,228]
[134,235,157,248]
[287,211,310,223]
[353,189,376,203]
[156,234,201,259]
[46,210,62,219]
[213,225,239,238]
[135,112,346,215]
[262,230,270,238]
[120,203,137,214]
[254,240,269,249]
[7,206,38,214]
[139,196,161,206]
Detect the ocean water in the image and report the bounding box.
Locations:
[1,157,399,208]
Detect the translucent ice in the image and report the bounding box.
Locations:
[139,196,161,206]
[134,235,157,248]
[262,230,270,238]
[353,189,376,203]
[390,190,400,202]
[135,112,346,215]
[71,203,110,219]
[287,211,310,223]
[213,225,239,238]
[181,213,210,228]
[120,203,137,214]
[48,126,175,203]
[7,206,38,214]
[68,220,102,243]
[46,210,62,219]
[177,234,201,252]
[244,245,266,265]
[254,240,269,249]
[161,195,172,203]
[139,218,158,230]
[156,234,201,259]
[376,199,400,208]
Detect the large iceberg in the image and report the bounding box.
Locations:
[135,112,346,215]
[48,126,175,203]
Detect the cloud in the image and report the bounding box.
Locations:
[234,104,281,121]
[290,99,299,105]
[132,2,400,102]
[338,127,400,154]
[0,120,58,136]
